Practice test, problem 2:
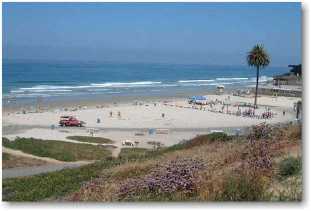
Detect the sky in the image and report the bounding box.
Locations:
[2,2,301,66]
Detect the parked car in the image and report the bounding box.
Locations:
[59,116,85,127]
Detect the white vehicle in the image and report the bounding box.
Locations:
[209,129,224,134]
[122,139,135,146]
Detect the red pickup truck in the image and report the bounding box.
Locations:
[59,116,85,127]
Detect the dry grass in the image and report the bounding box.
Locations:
[268,174,302,201]
[109,160,157,180]
[66,162,157,201]
[2,152,47,169]
[66,138,248,201]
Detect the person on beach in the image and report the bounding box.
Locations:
[110,111,113,117]
[293,103,297,111]
[162,113,165,118]
[283,110,286,116]
[118,111,121,118]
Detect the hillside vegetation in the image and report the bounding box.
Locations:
[3,137,112,162]
[2,124,302,201]
[66,136,114,144]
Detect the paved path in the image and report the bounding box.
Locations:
[2,148,94,179]
[2,162,91,179]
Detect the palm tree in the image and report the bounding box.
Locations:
[247,44,270,108]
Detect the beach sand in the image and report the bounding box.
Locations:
[3,94,300,151]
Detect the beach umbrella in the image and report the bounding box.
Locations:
[191,96,207,101]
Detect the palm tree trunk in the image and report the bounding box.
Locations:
[254,66,259,108]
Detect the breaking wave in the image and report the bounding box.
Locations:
[7,76,273,98]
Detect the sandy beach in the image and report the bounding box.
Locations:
[3,94,300,151]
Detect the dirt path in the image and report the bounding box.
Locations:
[111,147,121,157]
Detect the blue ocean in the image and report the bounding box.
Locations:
[3,61,289,105]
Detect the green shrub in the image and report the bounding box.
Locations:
[185,132,230,147]
[216,173,268,201]
[163,132,230,151]
[279,156,302,178]
[118,148,150,161]
[206,132,230,142]
[118,132,230,161]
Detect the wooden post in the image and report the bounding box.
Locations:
[296,101,302,119]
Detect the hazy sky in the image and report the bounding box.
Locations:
[3,2,301,66]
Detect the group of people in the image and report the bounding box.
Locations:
[207,106,276,120]
[187,99,278,120]
[165,98,279,120]
[261,111,274,119]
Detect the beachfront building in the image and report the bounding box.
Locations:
[273,64,302,86]
[254,64,302,97]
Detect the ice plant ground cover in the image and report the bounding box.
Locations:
[117,158,205,200]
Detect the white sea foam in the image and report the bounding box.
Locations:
[9,76,274,99]
[178,79,215,83]
[90,81,162,88]
[209,82,241,86]
[20,85,75,90]
[216,77,249,81]
[30,89,72,93]
[16,81,162,92]
[10,90,25,93]
[250,76,273,82]
[14,93,52,98]
[159,84,179,87]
